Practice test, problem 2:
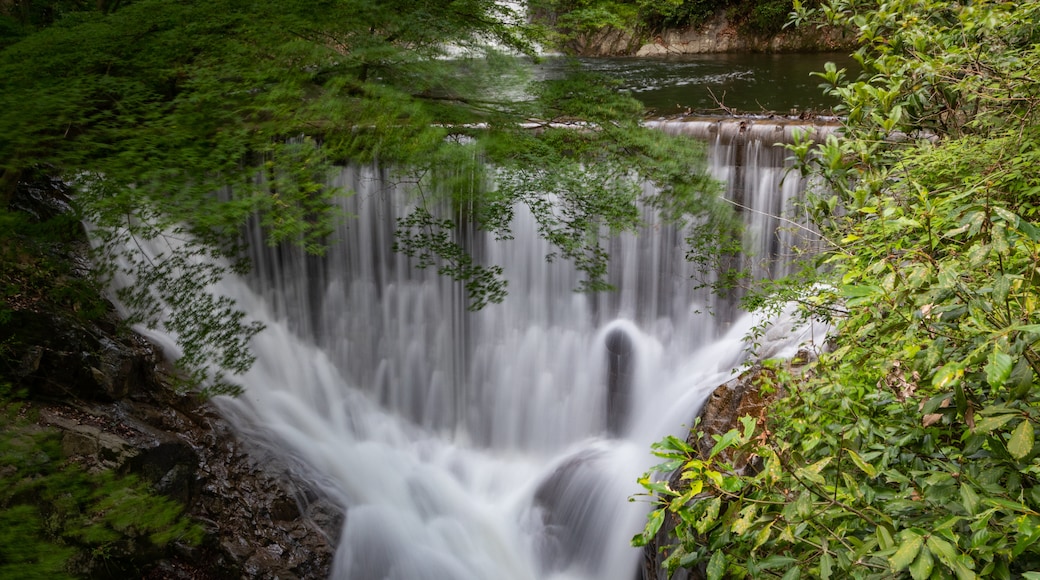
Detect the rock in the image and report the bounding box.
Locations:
[532,447,614,576]
[605,327,635,436]
[689,363,776,469]
[61,425,101,457]
[31,383,340,579]
[2,308,161,402]
[565,12,853,56]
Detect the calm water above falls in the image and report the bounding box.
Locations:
[538,52,857,115]
[124,118,832,579]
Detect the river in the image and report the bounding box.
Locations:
[536,52,856,114]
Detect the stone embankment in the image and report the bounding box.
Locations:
[572,13,852,56]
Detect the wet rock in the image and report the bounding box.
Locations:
[689,363,776,468]
[32,382,340,579]
[533,448,613,575]
[605,327,634,436]
[139,398,341,580]
[2,308,160,402]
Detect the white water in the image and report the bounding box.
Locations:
[118,120,831,580]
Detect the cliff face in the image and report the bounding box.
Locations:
[1,179,338,579]
[638,16,851,56]
[567,12,852,56]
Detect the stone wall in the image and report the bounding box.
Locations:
[636,14,852,56]
[573,13,853,56]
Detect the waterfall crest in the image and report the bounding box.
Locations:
[124,121,830,579]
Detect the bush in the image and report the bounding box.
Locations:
[636,0,1040,577]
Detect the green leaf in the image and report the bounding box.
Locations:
[992,274,1012,304]
[695,497,722,534]
[890,532,923,572]
[985,350,1013,389]
[753,520,775,550]
[926,535,976,579]
[960,483,980,516]
[660,435,696,455]
[820,551,834,579]
[1009,356,1034,399]
[877,525,895,551]
[759,555,798,570]
[1009,419,1034,459]
[708,430,740,459]
[909,546,934,580]
[921,393,951,415]
[795,457,833,485]
[706,550,726,580]
[982,497,1032,513]
[933,361,965,390]
[846,449,878,478]
[740,414,757,440]
[644,508,665,538]
[795,491,814,519]
[731,504,757,535]
[781,565,801,580]
[842,284,880,296]
[973,413,1017,433]
[1013,525,1040,557]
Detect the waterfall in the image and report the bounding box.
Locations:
[124,119,833,580]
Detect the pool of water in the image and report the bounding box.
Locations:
[535,52,857,115]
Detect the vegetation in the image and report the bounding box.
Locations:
[531,0,810,52]
[0,181,108,331]
[0,387,204,578]
[635,0,1040,577]
[0,0,728,394]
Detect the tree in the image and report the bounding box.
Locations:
[0,0,728,393]
[636,0,1040,577]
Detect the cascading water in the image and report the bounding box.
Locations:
[120,118,833,580]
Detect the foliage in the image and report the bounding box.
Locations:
[636,0,1040,578]
[0,0,727,392]
[0,387,204,577]
[531,0,811,51]
[0,182,108,327]
[738,0,796,33]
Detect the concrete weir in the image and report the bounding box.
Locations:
[646,115,842,145]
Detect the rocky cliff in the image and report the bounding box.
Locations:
[1,179,338,579]
[568,12,852,57]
